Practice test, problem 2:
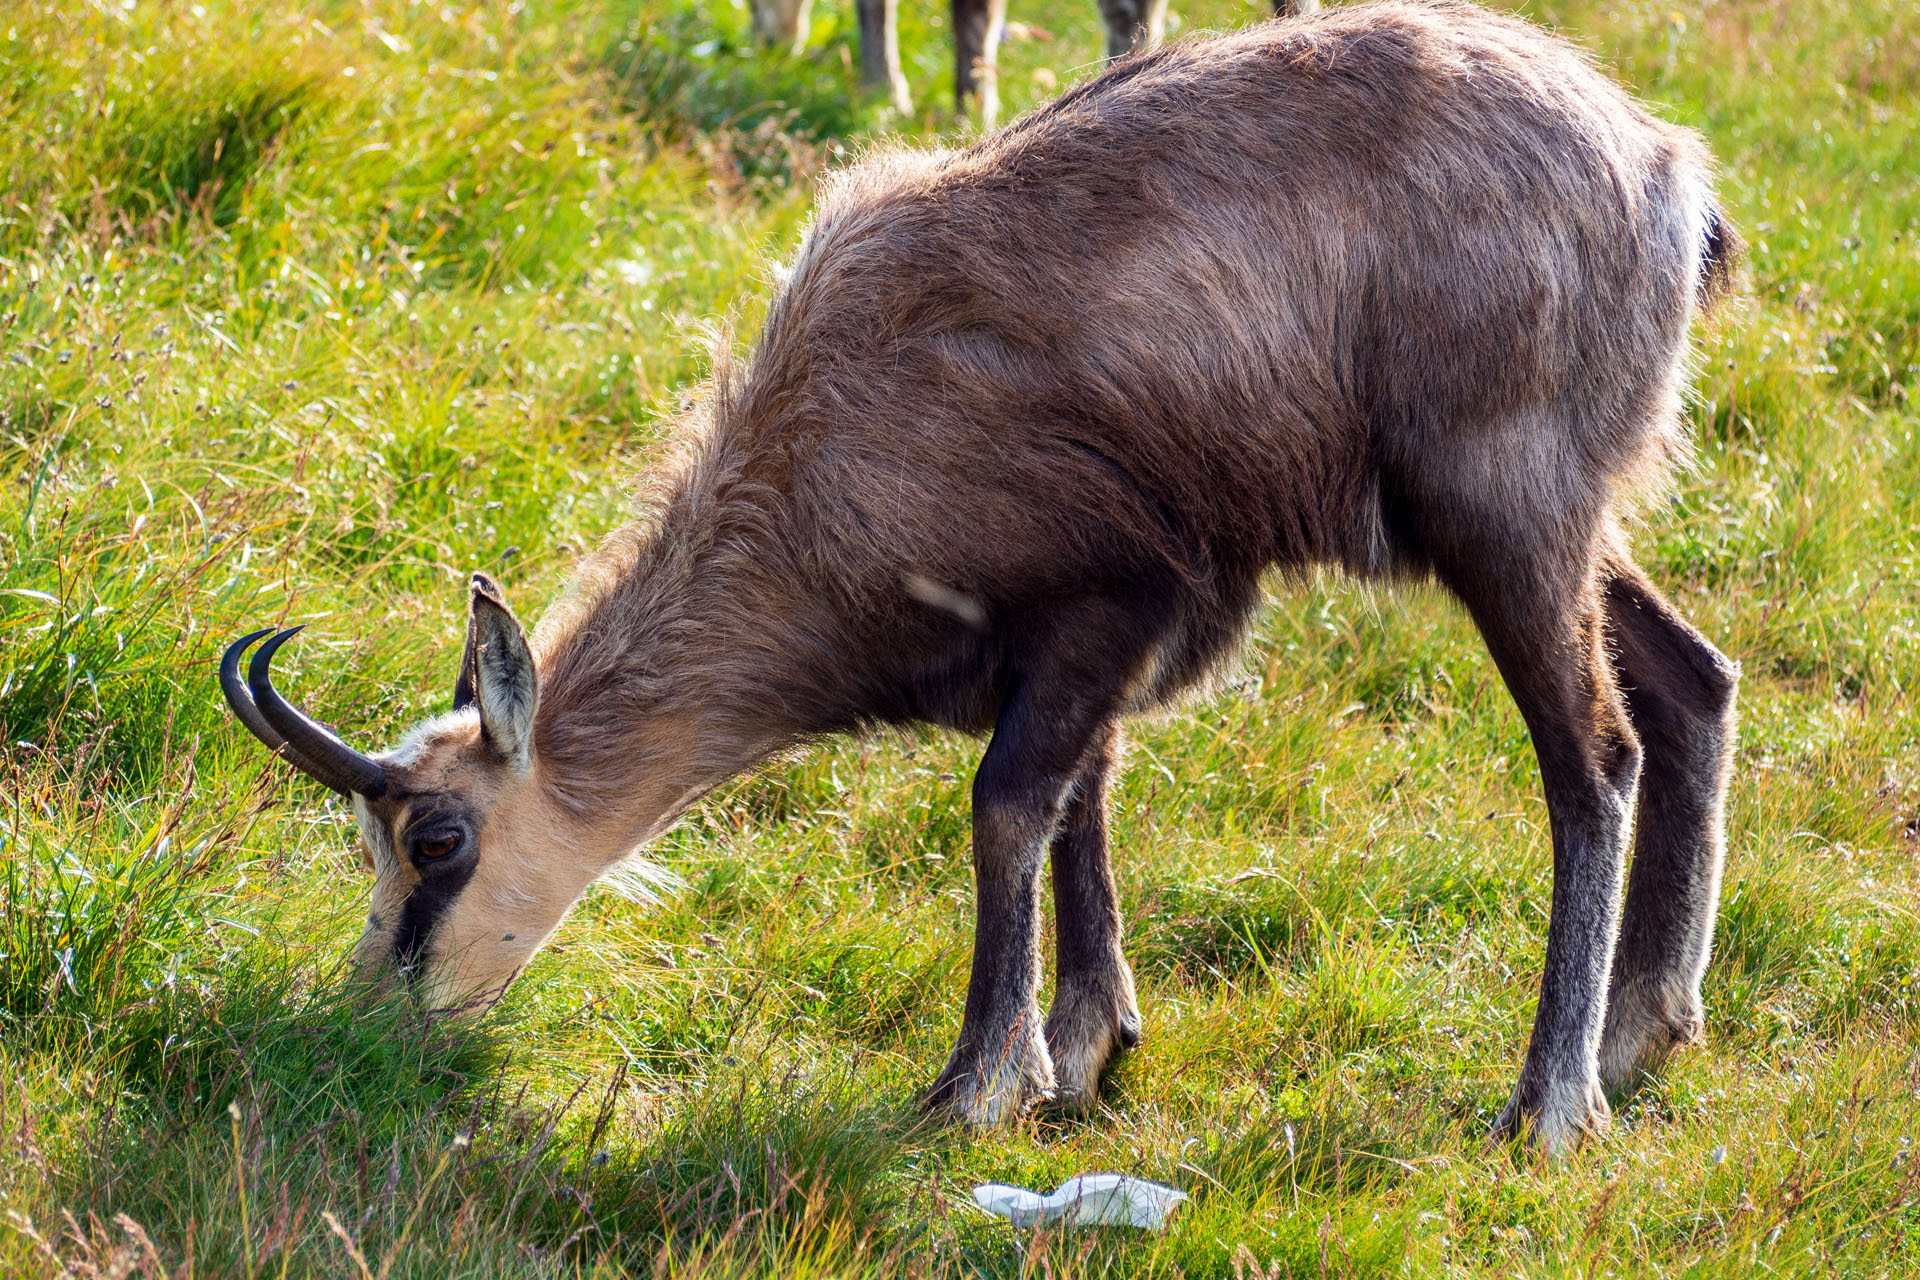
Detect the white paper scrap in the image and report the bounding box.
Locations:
[971,1174,1188,1231]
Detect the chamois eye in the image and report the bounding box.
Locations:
[413,831,462,862]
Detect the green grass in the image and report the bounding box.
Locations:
[2,0,1918,1273]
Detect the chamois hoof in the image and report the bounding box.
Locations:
[1493,1071,1611,1156]
[923,1037,1056,1126]
[1598,978,1706,1092]
[921,1075,1056,1127]
[1043,994,1141,1116]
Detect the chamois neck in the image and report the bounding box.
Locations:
[525,450,825,845]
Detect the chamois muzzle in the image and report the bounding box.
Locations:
[219,627,389,798]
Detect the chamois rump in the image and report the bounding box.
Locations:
[222,0,1741,1152]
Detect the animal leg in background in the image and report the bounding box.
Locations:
[749,0,812,53]
[1045,722,1142,1113]
[1096,0,1169,60]
[953,0,1010,125]
[1099,0,1313,69]
[856,0,912,114]
[1597,554,1738,1089]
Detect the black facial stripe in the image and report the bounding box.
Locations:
[393,856,479,969]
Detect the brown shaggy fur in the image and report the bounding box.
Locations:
[334,1,1742,1154]
[538,0,1734,805]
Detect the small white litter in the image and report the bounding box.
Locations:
[972,1174,1188,1231]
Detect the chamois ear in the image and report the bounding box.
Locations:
[464,572,538,769]
[452,615,479,712]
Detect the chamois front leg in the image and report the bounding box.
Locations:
[925,667,1122,1126]
[1045,723,1141,1114]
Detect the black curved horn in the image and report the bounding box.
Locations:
[228,627,388,799]
[220,629,339,788]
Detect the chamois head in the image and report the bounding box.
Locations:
[221,574,605,1011]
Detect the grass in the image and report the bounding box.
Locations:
[1,0,1917,1273]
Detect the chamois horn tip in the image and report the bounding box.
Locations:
[238,624,389,800]
[221,626,275,668]
[246,626,305,685]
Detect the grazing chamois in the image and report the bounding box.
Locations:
[223,0,1740,1152]
[750,0,1317,124]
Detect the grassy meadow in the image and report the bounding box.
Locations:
[2,0,1918,1273]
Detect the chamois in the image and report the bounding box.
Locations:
[223,0,1741,1152]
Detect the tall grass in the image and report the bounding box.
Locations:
[1,0,1917,1275]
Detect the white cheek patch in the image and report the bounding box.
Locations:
[352,794,403,876]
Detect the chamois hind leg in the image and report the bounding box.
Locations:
[924,618,1132,1126]
[1596,553,1738,1091]
[1432,504,1642,1154]
[1044,723,1141,1115]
